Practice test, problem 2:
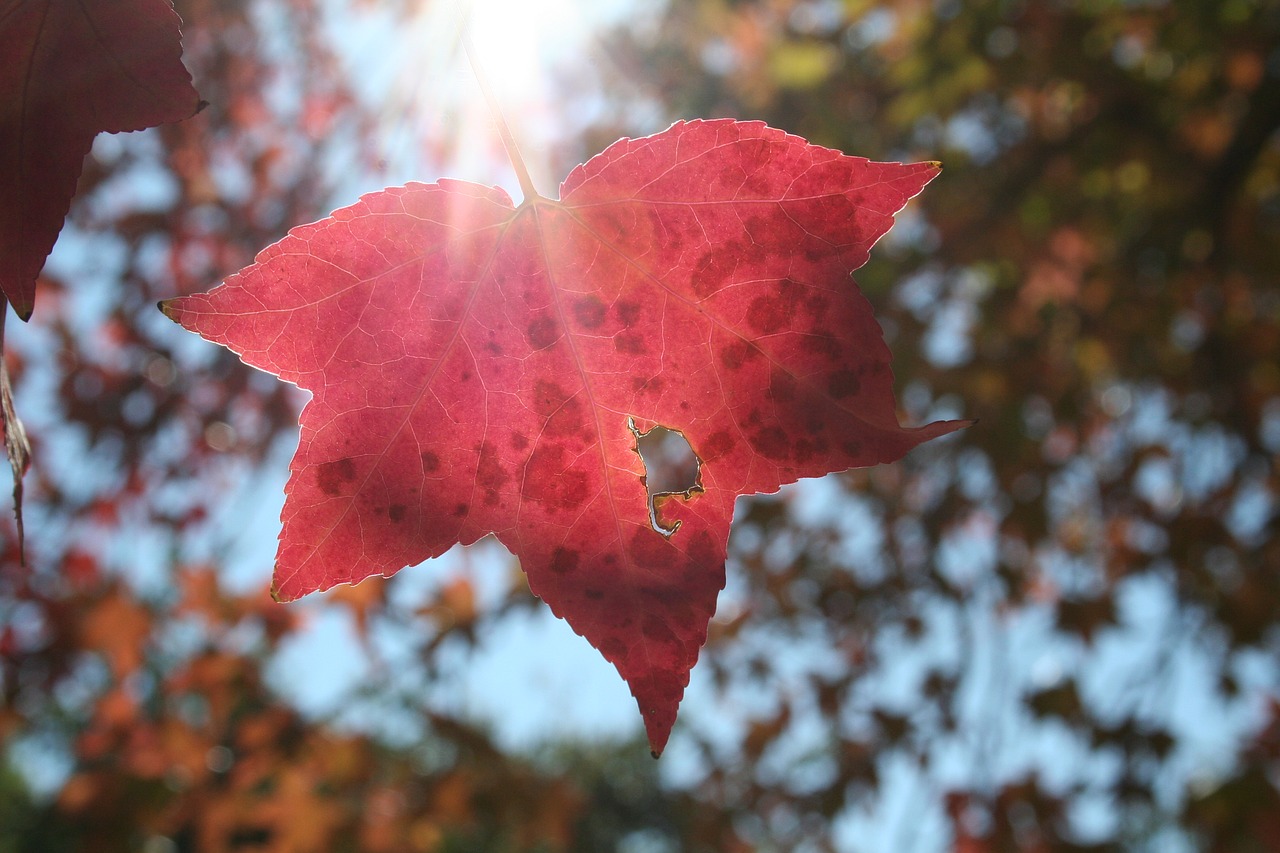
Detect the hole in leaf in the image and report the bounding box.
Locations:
[630,420,701,536]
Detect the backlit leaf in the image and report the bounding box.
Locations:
[162,119,967,753]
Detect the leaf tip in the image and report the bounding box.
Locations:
[925,417,977,443]
[269,572,304,604]
[643,716,675,758]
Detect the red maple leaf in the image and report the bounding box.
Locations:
[0,0,201,320]
[162,119,968,754]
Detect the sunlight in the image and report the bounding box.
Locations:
[460,0,582,197]
[346,0,639,201]
[460,0,638,196]
[466,0,580,103]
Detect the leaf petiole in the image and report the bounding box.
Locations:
[0,309,30,562]
[461,25,541,204]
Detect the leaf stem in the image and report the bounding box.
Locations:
[462,26,541,203]
[0,307,30,563]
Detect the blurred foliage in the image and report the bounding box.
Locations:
[2,0,1279,851]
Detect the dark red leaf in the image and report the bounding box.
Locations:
[162,119,968,753]
[0,0,201,319]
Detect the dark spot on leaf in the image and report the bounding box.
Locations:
[584,586,604,600]
[544,395,585,439]
[421,451,440,473]
[805,294,830,316]
[720,340,755,371]
[453,502,469,517]
[828,369,860,399]
[549,546,579,575]
[647,584,694,626]
[747,294,787,334]
[768,368,797,403]
[461,370,472,382]
[719,166,745,191]
[527,315,558,350]
[700,430,736,461]
[616,300,642,326]
[485,341,503,355]
[805,244,840,263]
[742,212,768,238]
[599,637,628,661]
[574,295,607,330]
[793,439,816,464]
[681,565,701,588]
[534,379,571,416]
[841,440,864,459]
[593,207,633,242]
[316,458,357,495]
[641,614,676,645]
[511,433,529,451]
[614,331,645,354]
[629,527,671,569]
[389,504,407,523]
[751,426,790,460]
[475,441,509,506]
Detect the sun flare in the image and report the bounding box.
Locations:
[467,0,579,102]
[359,0,636,201]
